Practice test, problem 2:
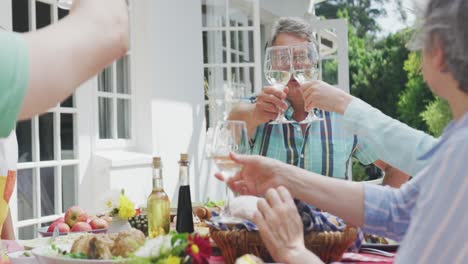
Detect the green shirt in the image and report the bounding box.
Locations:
[0,32,29,138]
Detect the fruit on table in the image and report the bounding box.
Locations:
[129,214,148,236]
[64,206,88,227]
[55,222,71,233]
[71,222,93,232]
[47,217,65,232]
[90,217,109,230]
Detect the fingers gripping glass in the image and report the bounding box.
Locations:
[291,43,323,124]
[210,120,249,223]
[264,46,295,124]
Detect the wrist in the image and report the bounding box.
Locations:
[337,93,353,115]
[283,245,309,264]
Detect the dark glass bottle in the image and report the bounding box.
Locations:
[175,153,194,233]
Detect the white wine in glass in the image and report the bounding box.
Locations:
[264,46,295,124]
[292,42,322,124]
[210,120,249,223]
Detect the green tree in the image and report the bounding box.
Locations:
[420,98,452,136]
[316,0,405,38]
[351,30,411,118]
[397,52,435,131]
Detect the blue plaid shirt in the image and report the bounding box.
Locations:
[364,112,468,263]
[250,101,378,179]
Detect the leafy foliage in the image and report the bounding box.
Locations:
[420,97,452,136]
[397,52,435,131]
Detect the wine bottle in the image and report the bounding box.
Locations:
[147,157,171,238]
[175,153,194,233]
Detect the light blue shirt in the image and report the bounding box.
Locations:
[343,98,438,175]
[363,112,468,263]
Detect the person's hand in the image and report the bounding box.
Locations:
[301,80,354,115]
[214,153,288,196]
[70,0,129,53]
[254,187,308,264]
[252,86,289,124]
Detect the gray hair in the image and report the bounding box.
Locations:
[411,0,468,93]
[269,17,314,46]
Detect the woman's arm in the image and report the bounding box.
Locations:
[19,0,129,120]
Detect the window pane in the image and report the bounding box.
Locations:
[204,67,227,100]
[61,114,75,159]
[98,66,113,92]
[201,0,227,27]
[203,31,227,64]
[16,120,32,163]
[322,58,338,85]
[61,96,74,108]
[18,225,36,240]
[238,30,244,51]
[17,169,34,221]
[36,1,51,30]
[39,113,55,161]
[98,97,113,139]
[117,56,131,94]
[230,30,237,51]
[62,166,76,213]
[12,0,30,33]
[40,167,55,217]
[58,8,69,20]
[228,0,254,27]
[117,99,131,139]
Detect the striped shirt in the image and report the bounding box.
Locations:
[363,112,468,263]
[250,102,378,179]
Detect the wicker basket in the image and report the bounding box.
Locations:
[210,226,358,264]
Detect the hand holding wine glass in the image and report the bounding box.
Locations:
[210,120,249,222]
[291,42,323,124]
[264,46,295,124]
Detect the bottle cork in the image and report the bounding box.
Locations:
[180,153,189,162]
[153,157,162,168]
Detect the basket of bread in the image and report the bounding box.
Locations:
[207,196,358,264]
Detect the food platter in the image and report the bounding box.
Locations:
[31,245,129,264]
[37,226,108,237]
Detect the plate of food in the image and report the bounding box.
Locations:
[38,226,108,237]
[361,234,399,252]
[32,228,145,264]
[8,250,36,264]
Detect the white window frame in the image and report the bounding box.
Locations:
[202,0,262,128]
[96,2,136,150]
[11,0,80,238]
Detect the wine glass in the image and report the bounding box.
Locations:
[57,0,73,9]
[264,46,295,124]
[210,120,249,223]
[291,42,323,124]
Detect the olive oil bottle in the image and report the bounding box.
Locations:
[147,157,171,238]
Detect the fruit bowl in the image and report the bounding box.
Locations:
[37,226,108,237]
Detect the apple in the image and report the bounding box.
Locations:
[89,218,109,230]
[56,222,71,233]
[64,206,88,227]
[47,217,65,232]
[71,222,93,232]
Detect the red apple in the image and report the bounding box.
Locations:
[47,217,65,232]
[56,222,71,233]
[89,218,109,230]
[64,206,88,227]
[71,222,92,232]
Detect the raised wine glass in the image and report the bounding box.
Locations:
[210,120,249,223]
[264,46,295,124]
[291,42,323,124]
